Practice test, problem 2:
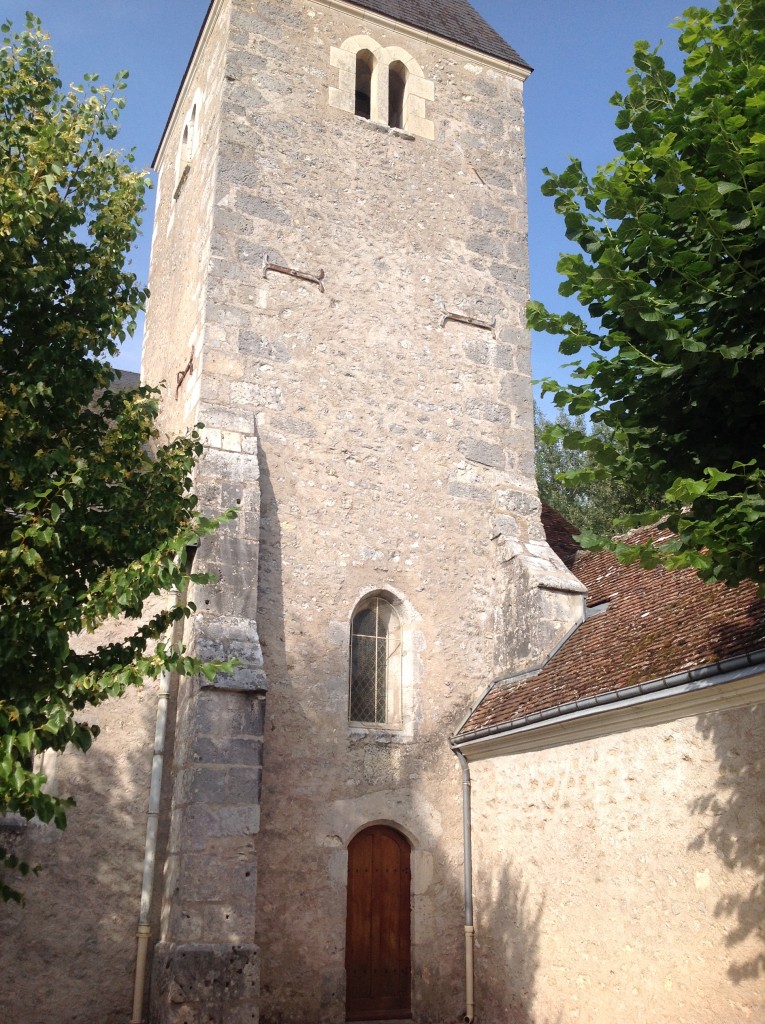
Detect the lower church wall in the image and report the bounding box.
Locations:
[0,681,161,1024]
[255,747,469,1024]
[469,702,765,1024]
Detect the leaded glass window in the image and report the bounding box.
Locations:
[349,596,401,725]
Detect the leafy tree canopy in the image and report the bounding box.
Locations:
[528,0,765,589]
[535,409,662,536]
[0,16,230,900]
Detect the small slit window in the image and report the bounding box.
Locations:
[349,596,402,726]
[355,50,374,119]
[388,61,407,130]
[182,103,197,162]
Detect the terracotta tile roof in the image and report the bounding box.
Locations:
[540,503,579,567]
[349,0,531,69]
[460,522,765,738]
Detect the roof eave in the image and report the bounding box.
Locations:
[322,0,532,73]
[153,0,219,170]
[453,649,765,760]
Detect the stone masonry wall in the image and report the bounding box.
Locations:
[0,676,159,1024]
[189,2,581,1021]
[142,1,583,1021]
[142,0,231,442]
[145,5,265,1022]
[469,702,765,1024]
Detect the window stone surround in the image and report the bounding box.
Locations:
[329,34,435,140]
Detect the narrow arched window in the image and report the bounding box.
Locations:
[388,61,407,129]
[181,104,197,163]
[355,50,374,119]
[349,596,402,725]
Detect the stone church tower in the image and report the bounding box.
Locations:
[142,1,582,1021]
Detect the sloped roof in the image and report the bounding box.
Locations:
[459,514,765,738]
[540,503,579,568]
[350,1,530,69]
[110,369,141,391]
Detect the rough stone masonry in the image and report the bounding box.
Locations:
[141,2,583,1021]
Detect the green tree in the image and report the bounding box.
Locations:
[535,409,661,535]
[528,0,765,588]
[0,16,230,901]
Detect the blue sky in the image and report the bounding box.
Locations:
[5,1,690,393]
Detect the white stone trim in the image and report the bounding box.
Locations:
[346,584,421,738]
[329,34,435,140]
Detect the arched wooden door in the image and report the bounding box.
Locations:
[345,825,411,1021]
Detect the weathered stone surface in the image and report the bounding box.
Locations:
[28,2,578,1024]
[458,437,506,470]
[470,704,765,1024]
[151,942,259,1024]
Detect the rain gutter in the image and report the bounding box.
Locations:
[454,648,765,758]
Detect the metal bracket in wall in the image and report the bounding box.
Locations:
[173,164,191,201]
[262,253,325,293]
[175,354,194,399]
[441,312,497,337]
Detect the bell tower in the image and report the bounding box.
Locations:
[142,2,583,1022]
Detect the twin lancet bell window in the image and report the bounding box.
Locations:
[331,36,434,140]
[349,597,402,726]
[355,52,407,129]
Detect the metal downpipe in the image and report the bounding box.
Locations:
[454,747,475,1024]
[130,588,179,1024]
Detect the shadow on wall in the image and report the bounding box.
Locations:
[475,860,559,1024]
[256,442,285,713]
[689,702,765,982]
[0,685,158,1024]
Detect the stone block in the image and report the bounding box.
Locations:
[240,331,292,363]
[458,438,506,470]
[466,233,505,259]
[228,766,263,804]
[189,765,229,804]
[196,690,266,740]
[463,339,490,365]
[178,852,257,904]
[199,449,260,483]
[214,804,261,839]
[235,194,292,225]
[198,404,256,435]
[203,902,256,943]
[447,481,491,504]
[150,942,260,1024]
[499,371,533,406]
[490,262,521,285]
[467,399,511,424]
[192,735,264,768]
[471,201,508,227]
[496,490,541,518]
[202,664,268,692]
[191,611,262,649]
